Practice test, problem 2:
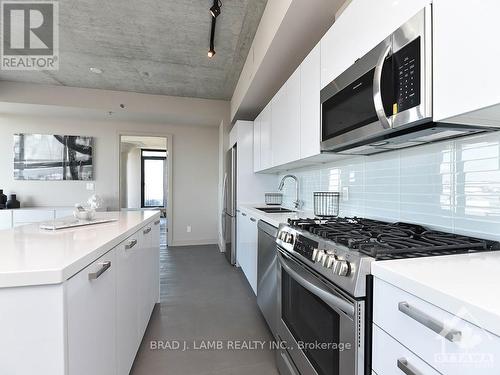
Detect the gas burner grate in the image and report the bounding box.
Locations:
[287,216,499,260]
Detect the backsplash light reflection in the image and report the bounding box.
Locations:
[278,132,500,241]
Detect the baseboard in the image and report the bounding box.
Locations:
[170,238,219,247]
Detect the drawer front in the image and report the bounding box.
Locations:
[13,209,54,225]
[373,324,441,375]
[374,278,500,375]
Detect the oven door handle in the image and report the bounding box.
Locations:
[278,252,355,318]
[373,38,392,130]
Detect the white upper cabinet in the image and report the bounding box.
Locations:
[321,0,431,89]
[260,103,273,170]
[433,0,500,123]
[300,43,321,159]
[253,112,261,172]
[272,67,301,166]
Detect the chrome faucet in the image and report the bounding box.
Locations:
[278,174,301,209]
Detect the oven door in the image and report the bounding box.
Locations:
[276,249,364,375]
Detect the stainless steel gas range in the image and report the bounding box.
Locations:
[274,217,498,375]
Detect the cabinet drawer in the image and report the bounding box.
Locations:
[13,209,54,225]
[67,249,116,375]
[373,324,441,375]
[374,278,500,375]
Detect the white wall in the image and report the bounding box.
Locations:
[279,132,500,241]
[0,82,230,247]
[125,147,142,209]
[0,114,220,246]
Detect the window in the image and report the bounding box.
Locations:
[141,149,167,208]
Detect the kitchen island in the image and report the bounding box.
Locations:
[0,211,161,375]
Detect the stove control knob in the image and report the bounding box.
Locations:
[316,251,325,264]
[324,255,336,269]
[336,260,351,277]
[311,248,319,262]
[285,233,294,244]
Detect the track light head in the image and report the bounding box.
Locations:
[208,49,216,58]
[210,4,221,18]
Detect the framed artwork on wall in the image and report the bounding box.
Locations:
[13,134,94,180]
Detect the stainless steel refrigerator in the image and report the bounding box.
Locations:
[222,146,236,265]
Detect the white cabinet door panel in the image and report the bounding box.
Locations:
[300,43,321,159]
[433,0,500,122]
[260,103,273,170]
[253,113,262,172]
[13,209,54,226]
[272,68,301,167]
[321,0,431,88]
[374,277,500,375]
[116,234,141,375]
[137,226,152,339]
[67,249,116,375]
[373,324,441,375]
[151,218,161,305]
[0,210,12,230]
[55,208,74,219]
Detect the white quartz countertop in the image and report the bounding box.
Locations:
[0,211,160,288]
[238,204,315,228]
[372,252,500,337]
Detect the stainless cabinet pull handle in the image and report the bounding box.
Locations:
[154,220,160,225]
[242,213,247,216]
[250,218,256,222]
[88,261,111,280]
[143,227,152,234]
[397,358,423,375]
[125,239,138,250]
[398,302,462,342]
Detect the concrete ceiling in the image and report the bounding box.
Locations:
[0,0,267,100]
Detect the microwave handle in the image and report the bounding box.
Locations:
[373,40,392,130]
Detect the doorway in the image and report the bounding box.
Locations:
[119,135,172,246]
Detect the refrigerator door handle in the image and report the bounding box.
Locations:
[222,173,228,213]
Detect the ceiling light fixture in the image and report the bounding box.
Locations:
[208,0,222,58]
[210,0,222,18]
[89,67,103,74]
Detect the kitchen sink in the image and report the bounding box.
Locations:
[255,207,295,214]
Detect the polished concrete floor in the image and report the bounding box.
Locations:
[130,226,279,375]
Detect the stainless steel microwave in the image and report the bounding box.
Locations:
[320,6,486,155]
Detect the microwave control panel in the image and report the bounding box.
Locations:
[393,37,421,113]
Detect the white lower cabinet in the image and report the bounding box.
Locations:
[373,277,500,375]
[0,217,160,375]
[237,210,258,294]
[373,325,441,375]
[116,233,142,375]
[0,210,12,229]
[68,220,159,375]
[13,209,54,227]
[67,249,117,375]
[151,218,161,307]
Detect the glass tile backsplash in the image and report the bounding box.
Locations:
[279,131,500,241]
